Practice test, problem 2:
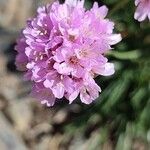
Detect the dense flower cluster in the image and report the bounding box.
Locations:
[15,0,121,106]
[134,0,150,21]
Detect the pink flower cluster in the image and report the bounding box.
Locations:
[15,0,121,106]
[134,0,150,21]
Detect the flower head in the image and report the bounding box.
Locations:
[15,0,121,106]
[134,0,150,22]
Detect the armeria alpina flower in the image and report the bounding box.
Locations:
[15,0,121,106]
[134,0,150,21]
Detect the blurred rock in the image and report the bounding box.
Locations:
[0,74,30,101]
[25,122,52,140]
[0,95,7,110]
[68,134,85,150]
[0,31,17,52]
[48,134,63,150]
[52,109,68,125]
[132,138,148,150]
[0,74,20,100]
[0,0,55,32]
[31,102,55,125]
[35,134,64,150]
[0,113,27,150]
[35,136,51,150]
[102,141,113,150]
[0,53,7,76]
[0,0,34,32]
[8,99,33,133]
[69,130,101,150]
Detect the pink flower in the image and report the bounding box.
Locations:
[15,0,121,107]
[134,0,150,21]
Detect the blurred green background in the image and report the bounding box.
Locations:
[0,0,149,150]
